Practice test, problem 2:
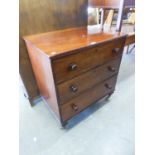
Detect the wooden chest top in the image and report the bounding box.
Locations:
[24,26,126,58]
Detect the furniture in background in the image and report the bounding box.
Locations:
[24,26,127,126]
[88,8,100,25]
[126,11,135,54]
[88,0,135,31]
[88,0,135,53]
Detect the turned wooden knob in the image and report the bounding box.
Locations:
[68,63,78,71]
[70,85,78,93]
[71,104,79,112]
[105,83,112,89]
[95,48,98,52]
[112,48,120,53]
[108,66,116,72]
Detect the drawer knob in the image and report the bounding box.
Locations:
[108,66,116,72]
[105,83,112,89]
[68,63,78,71]
[71,104,79,112]
[95,49,98,52]
[70,85,78,93]
[112,48,120,53]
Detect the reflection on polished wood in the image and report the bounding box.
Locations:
[24,26,127,126]
[24,26,126,58]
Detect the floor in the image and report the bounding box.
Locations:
[19,50,135,155]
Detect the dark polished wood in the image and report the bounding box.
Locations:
[25,41,60,117]
[24,26,126,58]
[52,37,125,83]
[57,57,122,104]
[60,75,117,121]
[20,0,88,105]
[24,26,126,126]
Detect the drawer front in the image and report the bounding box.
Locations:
[57,57,121,104]
[53,37,125,84]
[60,75,117,121]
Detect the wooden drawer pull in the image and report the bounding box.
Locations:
[68,63,78,71]
[95,49,98,52]
[71,104,79,112]
[108,66,116,72]
[112,48,120,53]
[70,85,78,93]
[105,83,112,89]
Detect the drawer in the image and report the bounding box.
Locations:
[57,57,121,104]
[60,75,117,121]
[52,37,125,84]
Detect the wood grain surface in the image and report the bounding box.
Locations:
[24,26,126,84]
[24,27,127,125]
[20,0,88,104]
[60,75,117,121]
[57,57,121,104]
[24,26,126,57]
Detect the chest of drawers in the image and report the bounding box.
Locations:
[24,26,126,127]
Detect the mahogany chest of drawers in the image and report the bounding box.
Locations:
[24,26,126,127]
